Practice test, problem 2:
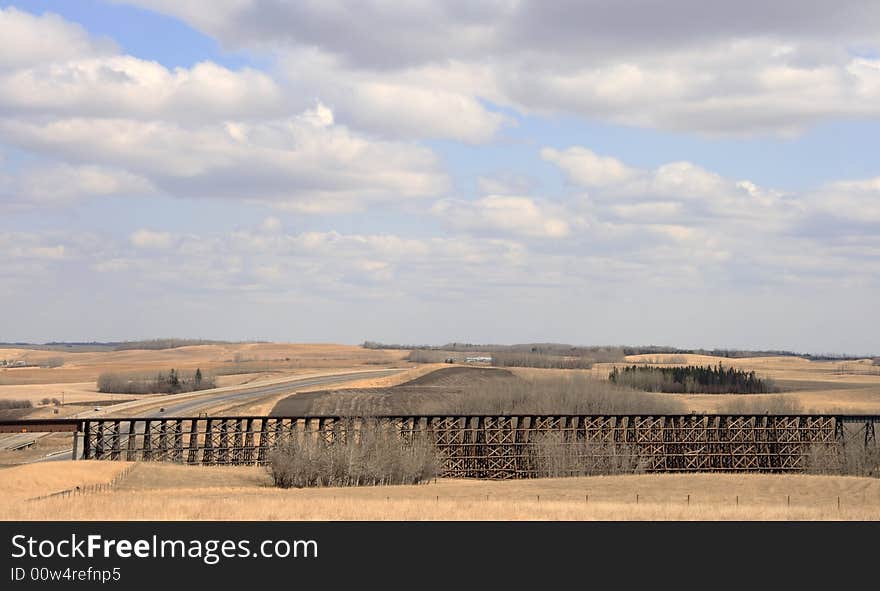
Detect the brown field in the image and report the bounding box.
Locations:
[271,358,880,416]
[0,343,407,387]
[1,461,877,521]
[2,346,878,522]
[4,345,879,418]
[271,366,520,415]
[0,343,410,416]
[1,460,131,503]
[609,354,880,413]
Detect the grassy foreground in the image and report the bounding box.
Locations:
[1,461,878,521]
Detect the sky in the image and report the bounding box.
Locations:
[0,1,878,355]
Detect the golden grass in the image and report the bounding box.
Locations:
[0,460,131,501]
[2,462,878,521]
[305,363,441,391]
[598,355,880,414]
[4,346,880,416]
[0,343,407,386]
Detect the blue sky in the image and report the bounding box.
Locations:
[1,1,879,354]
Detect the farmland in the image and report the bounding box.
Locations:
[1,343,879,521]
[2,461,879,521]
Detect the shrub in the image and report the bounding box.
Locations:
[0,399,33,410]
[717,395,803,414]
[530,432,646,477]
[113,339,237,351]
[406,350,453,364]
[806,439,880,477]
[40,357,64,368]
[97,368,215,394]
[268,422,440,488]
[489,351,593,369]
[416,372,686,415]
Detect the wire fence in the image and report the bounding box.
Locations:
[25,464,135,502]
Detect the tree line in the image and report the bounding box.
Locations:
[608,364,777,394]
[97,368,215,394]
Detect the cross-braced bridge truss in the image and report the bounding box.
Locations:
[61,414,878,479]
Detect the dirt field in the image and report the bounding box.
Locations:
[1,461,877,520]
[271,359,880,416]
[271,366,518,415]
[610,354,880,413]
[2,348,878,523]
[4,346,878,418]
[0,343,410,417]
[0,343,407,388]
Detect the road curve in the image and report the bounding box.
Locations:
[25,368,405,462]
[141,369,403,417]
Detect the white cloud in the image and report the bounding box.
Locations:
[541,147,638,187]
[0,162,153,206]
[0,111,449,210]
[0,10,448,211]
[118,1,880,136]
[543,146,794,228]
[130,229,173,249]
[802,177,880,225]
[0,7,114,70]
[260,216,282,232]
[432,196,570,238]
[0,56,284,122]
[278,50,508,142]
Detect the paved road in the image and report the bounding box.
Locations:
[10,368,404,462]
[139,369,402,418]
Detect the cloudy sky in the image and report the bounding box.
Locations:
[1,1,878,354]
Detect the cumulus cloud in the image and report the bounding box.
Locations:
[0,7,114,69]
[278,50,508,142]
[432,196,570,238]
[541,147,638,188]
[0,108,448,211]
[543,146,794,228]
[260,216,282,232]
[120,1,880,67]
[811,177,880,223]
[120,0,880,135]
[0,10,448,210]
[0,57,284,122]
[0,162,153,206]
[130,229,173,249]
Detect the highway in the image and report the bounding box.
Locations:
[139,369,402,417]
[3,368,404,461]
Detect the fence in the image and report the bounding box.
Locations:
[26,464,134,502]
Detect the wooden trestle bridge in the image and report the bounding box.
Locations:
[2,414,876,479]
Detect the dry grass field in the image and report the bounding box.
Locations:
[271,357,880,416]
[2,345,878,523]
[271,366,521,415]
[1,461,877,521]
[0,343,410,416]
[606,354,880,413]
